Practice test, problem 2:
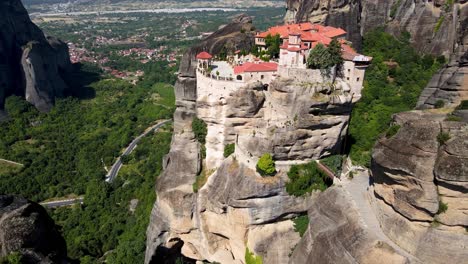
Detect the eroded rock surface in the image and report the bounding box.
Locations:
[289,186,410,264]
[286,0,467,57]
[0,0,72,113]
[0,195,68,264]
[371,111,468,263]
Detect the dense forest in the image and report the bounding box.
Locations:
[347,29,444,166]
[0,61,176,262]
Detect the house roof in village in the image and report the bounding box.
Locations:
[196,51,213,59]
[234,62,278,74]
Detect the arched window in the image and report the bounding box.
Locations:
[237,75,243,81]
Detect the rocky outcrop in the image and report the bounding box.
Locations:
[145,11,361,262]
[0,0,72,113]
[198,74,356,171]
[0,195,68,263]
[145,14,258,264]
[286,0,466,57]
[416,1,467,108]
[285,0,363,50]
[371,111,468,263]
[289,186,410,264]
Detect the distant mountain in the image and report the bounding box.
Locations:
[22,0,212,5]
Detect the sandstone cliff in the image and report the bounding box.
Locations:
[145,14,361,263]
[371,111,468,263]
[288,110,468,264]
[146,2,468,263]
[0,0,72,113]
[0,195,68,263]
[286,0,466,57]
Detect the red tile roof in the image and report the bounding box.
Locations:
[323,27,347,38]
[196,51,213,59]
[234,62,278,74]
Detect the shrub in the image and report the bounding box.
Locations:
[390,0,401,18]
[256,153,276,176]
[286,161,329,196]
[445,115,461,122]
[0,252,22,264]
[192,117,207,144]
[385,125,401,138]
[293,215,309,237]
[456,100,468,110]
[320,155,343,175]
[434,16,445,33]
[437,200,448,214]
[223,143,235,158]
[437,132,451,145]
[434,100,445,109]
[245,247,262,264]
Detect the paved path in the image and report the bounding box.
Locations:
[40,197,84,208]
[0,158,24,167]
[342,170,416,261]
[105,120,171,183]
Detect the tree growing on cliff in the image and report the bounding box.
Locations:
[307,39,343,71]
[192,117,207,144]
[256,153,276,176]
[328,39,343,68]
[286,161,329,196]
[306,43,330,69]
[265,33,281,59]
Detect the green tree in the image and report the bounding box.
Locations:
[327,39,343,70]
[307,43,330,69]
[286,161,328,196]
[256,153,276,176]
[348,29,443,166]
[265,34,281,58]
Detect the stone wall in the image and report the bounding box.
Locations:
[196,71,245,103]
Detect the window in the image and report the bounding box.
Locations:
[347,77,349,80]
[236,75,243,81]
[348,69,350,72]
[357,77,360,82]
[261,75,264,79]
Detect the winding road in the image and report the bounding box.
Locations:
[105,120,171,183]
[40,197,84,208]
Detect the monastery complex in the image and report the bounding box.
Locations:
[196,22,372,103]
[195,22,373,170]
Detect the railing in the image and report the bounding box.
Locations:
[197,68,235,81]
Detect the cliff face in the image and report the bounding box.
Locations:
[289,111,468,264]
[145,13,362,263]
[285,0,363,49]
[371,111,468,263]
[0,195,68,263]
[0,0,72,113]
[286,0,465,57]
[199,75,356,172]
